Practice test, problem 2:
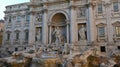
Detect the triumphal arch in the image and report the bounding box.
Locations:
[26,0,120,53]
[29,0,91,46]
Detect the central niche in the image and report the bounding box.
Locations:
[51,13,66,24]
[50,13,67,45]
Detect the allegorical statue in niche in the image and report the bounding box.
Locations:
[53,27,62,44]
[35,29,41,42]
[78,25,86,40]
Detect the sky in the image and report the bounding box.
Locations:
[0,0,30,20]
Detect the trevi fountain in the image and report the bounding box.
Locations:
[2,0,120,67]
[0,27,120,67]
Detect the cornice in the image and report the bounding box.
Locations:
[6,2,29,8]
[4,8,29,14]
[47,0,68,5]
[29,2,43,7]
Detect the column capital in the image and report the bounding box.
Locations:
[85,1,96,9]
[41,9,48,13]
[69,5,77,9]
[69,0,76,9]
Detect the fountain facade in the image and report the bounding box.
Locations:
[2,0,120,67]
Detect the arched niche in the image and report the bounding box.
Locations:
[49,13,69,44]
[51,13,66,24]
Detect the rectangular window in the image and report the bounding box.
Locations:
[115,26,120,37]
[26,14,30,23]
[98,27,105,37]
[9,16,11,23]
[113,2,119,12]
[7,33,10,41]
[98,4,103,13]
[17,15,21,22]
[16,33,19,40]
[25,31,29,41]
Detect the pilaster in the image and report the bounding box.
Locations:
[29,12,36,46]
[104,2,113,43]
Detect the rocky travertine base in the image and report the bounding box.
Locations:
[0,42,120,67]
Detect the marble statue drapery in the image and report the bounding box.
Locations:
[78,25,86,40]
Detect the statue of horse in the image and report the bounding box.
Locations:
[79,48,94,64]
[66,48,94,67]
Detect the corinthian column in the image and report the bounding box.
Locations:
[48,24,52,44]
[66,20,70,43]
[86,1,95,44]
[69,0,78,43]
[42,2,48,45]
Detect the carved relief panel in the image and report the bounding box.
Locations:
[35,12,43,22]
[77,7,86,18]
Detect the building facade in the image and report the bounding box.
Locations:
[0,20,4,45]
[3,3,30,51]
[3,0,120,52]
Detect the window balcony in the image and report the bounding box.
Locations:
[6,23,12,29]
[23,40,28,44]
[97,35,107,42]
[24,22,29,27]
[113,34,120,42]
[15,22,21,27]
[111,10,120,17]
[13,39,20,44]
[95,12,105,19]
[5,40,11,45]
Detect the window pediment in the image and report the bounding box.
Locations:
[14,30,20,32]
[112,21,120,26]
[6,30,11,33]
[96,23,106,27]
